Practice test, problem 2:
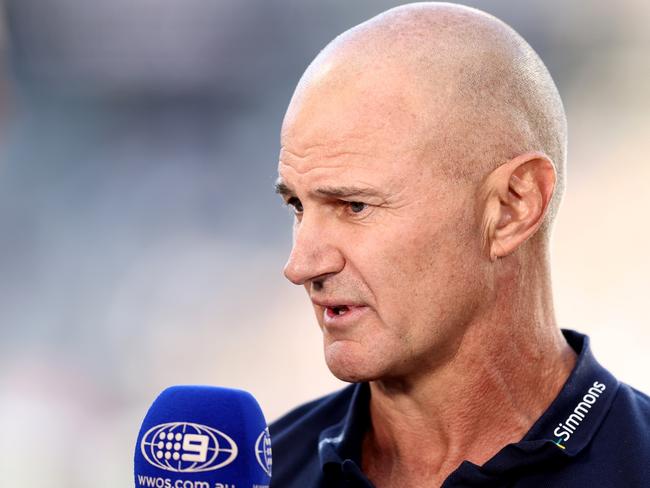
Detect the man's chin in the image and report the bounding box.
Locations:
[324,340,384,383]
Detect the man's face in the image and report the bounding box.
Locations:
[277,70,488,382]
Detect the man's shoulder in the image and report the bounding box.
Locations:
[608,381,650,430]
[270,383,357,441]
[567,381,650,486]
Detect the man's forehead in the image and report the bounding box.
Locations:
[276,102,434,202]
[279,104,428,177]
[281,102,403,157]
[276,139,424,198]
[281,65,428,152]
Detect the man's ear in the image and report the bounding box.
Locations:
[481,152,556,261]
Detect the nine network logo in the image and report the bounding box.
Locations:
[141,422,238,473]
[140,422,272,476]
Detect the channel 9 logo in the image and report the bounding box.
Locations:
[140,422,238,473]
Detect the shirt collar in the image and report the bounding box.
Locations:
[318,380,370,468]
[519,329,619,454]
[317,329,620,479]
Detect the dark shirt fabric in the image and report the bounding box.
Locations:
[269,330,650,487]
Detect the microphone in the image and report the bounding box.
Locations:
[134,385,272,488]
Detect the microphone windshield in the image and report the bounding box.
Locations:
[134,386,272,488]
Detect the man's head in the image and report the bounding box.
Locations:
[276,2,567,382]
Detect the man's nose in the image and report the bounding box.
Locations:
[283,216,344,286]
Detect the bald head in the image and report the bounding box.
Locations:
[283,2,567,233]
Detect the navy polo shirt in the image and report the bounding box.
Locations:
[269,330,650,487]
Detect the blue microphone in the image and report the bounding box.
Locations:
[134,386,272,488]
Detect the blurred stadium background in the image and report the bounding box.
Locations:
[0,0,648,486]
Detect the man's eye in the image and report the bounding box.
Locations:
[286,197,303,213]
[348,201,367,214]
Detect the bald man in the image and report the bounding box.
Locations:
[270,3,650,487]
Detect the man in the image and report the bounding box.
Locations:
[270,3,650,487]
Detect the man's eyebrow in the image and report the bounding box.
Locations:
[275,179,384,200]
[274,180,294,198]
[312,186,384,199]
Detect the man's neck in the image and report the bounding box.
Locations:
[361,318,576,487]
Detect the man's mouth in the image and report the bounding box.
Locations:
[321,304,369,326]
[326,305,350,317]
[312,298,368,325]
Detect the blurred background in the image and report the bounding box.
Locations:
[0,0,648,486]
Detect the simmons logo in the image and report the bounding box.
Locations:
[553,380,606,448]
[255,428,272,476]
[140,422,238,473]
